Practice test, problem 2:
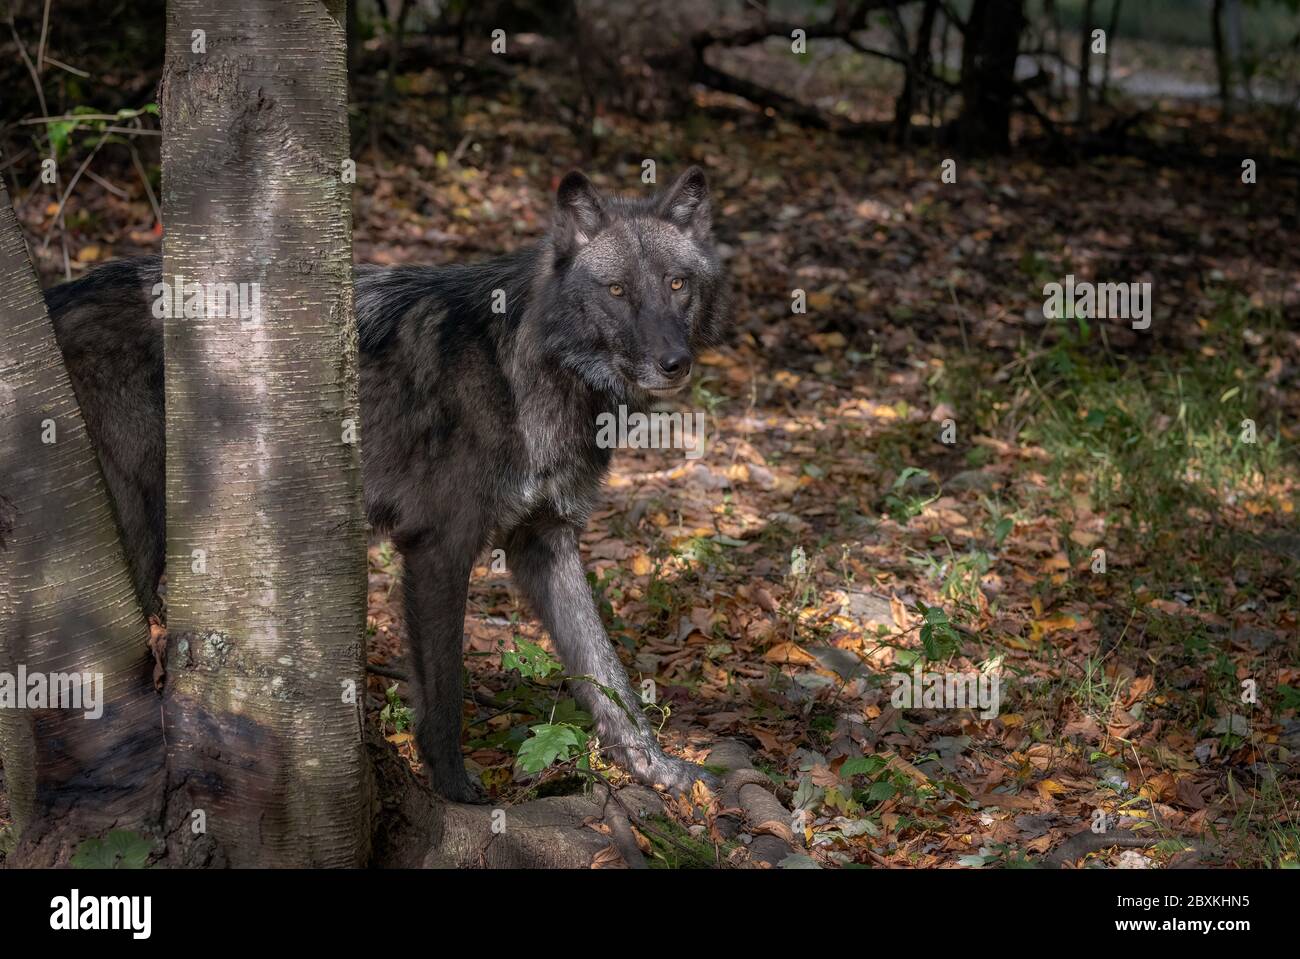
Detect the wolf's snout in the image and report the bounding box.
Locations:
[655,350,691,379]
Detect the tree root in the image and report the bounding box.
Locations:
[1040,830,1216,869]
[369,723,805,869]
[708,740,801,867]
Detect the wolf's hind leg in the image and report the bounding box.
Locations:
[504,515,715,796]
[399,540,486,803]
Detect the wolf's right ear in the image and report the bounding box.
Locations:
[554,171,604,255]
[657,166,712,238]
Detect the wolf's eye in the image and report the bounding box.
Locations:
[609,284,624,297]
[670,277,685,291]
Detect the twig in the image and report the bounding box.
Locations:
[83,168,129,200]
[41,55,89,78]
[8,13,52,165]
[36,0,51,75]
[0,148,31,174]
[129,143,161,226]
[570,767,712,868]
[41,129,111,253]
[20,113,136,124]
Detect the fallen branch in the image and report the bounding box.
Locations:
[1041,830,1215,868]
[686,1,890,54]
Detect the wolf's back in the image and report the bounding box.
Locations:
[43,257,166,613]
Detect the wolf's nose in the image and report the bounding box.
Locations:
[656,352,691,378]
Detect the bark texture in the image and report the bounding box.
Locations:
[158,0,370,867]
[0,183,162,864]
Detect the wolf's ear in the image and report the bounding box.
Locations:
[657,166,712,238]
[554,170,604,254]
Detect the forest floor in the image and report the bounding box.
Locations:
[12,48,1300,868]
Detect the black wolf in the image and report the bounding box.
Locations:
[46,167,729,800]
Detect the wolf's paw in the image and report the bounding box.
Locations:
[641,753,720,799]
[429,768,489,804]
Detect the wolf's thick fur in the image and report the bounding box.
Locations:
[45,168,728,800]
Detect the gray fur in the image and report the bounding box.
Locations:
[45,167,729,801]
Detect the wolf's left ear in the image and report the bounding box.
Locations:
[657,166,712,238]
[554,170,605,254]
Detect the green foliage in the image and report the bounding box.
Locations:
[916,601,962,661]
[380,683,413,733]
[489,635,643,781]
[71,830,151,869]
[516,723,588,774]
[42,103,157,159]
[501,636,562,681]
[884,467,938,522]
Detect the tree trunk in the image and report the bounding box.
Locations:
[893,0,939,145]
[1225,0,1246,103]
[1078,0,1094,132]
[158,0,370,867]
[0,182,163,863]
[954,0,1026,153]
[1212,0,1231,118]
[1098,0,1121,105]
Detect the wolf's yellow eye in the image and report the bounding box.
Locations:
[670,278,685,291]
[609,284,624,297]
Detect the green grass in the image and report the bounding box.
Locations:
[926,289,1299,866]
[1010,293,1289,594]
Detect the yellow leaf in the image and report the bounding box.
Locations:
[880,751,931,787]
[1035,779,1066,800]
[631,553,653,576]
[1030,614,1082,642]
[809,331,846,351]
[763,642,817,666]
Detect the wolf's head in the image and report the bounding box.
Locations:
[542,167,728,399]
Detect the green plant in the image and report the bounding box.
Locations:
[884,467,938,523]
[916,601,962,661]
[380,683,413,734]
[500,637,562,681]
[71,830,152,869]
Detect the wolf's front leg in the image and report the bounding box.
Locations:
[400,541,486,803]
[504,516,715,796]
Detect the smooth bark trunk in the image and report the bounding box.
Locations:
[158,0,369,867]
[0,183,162,863]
